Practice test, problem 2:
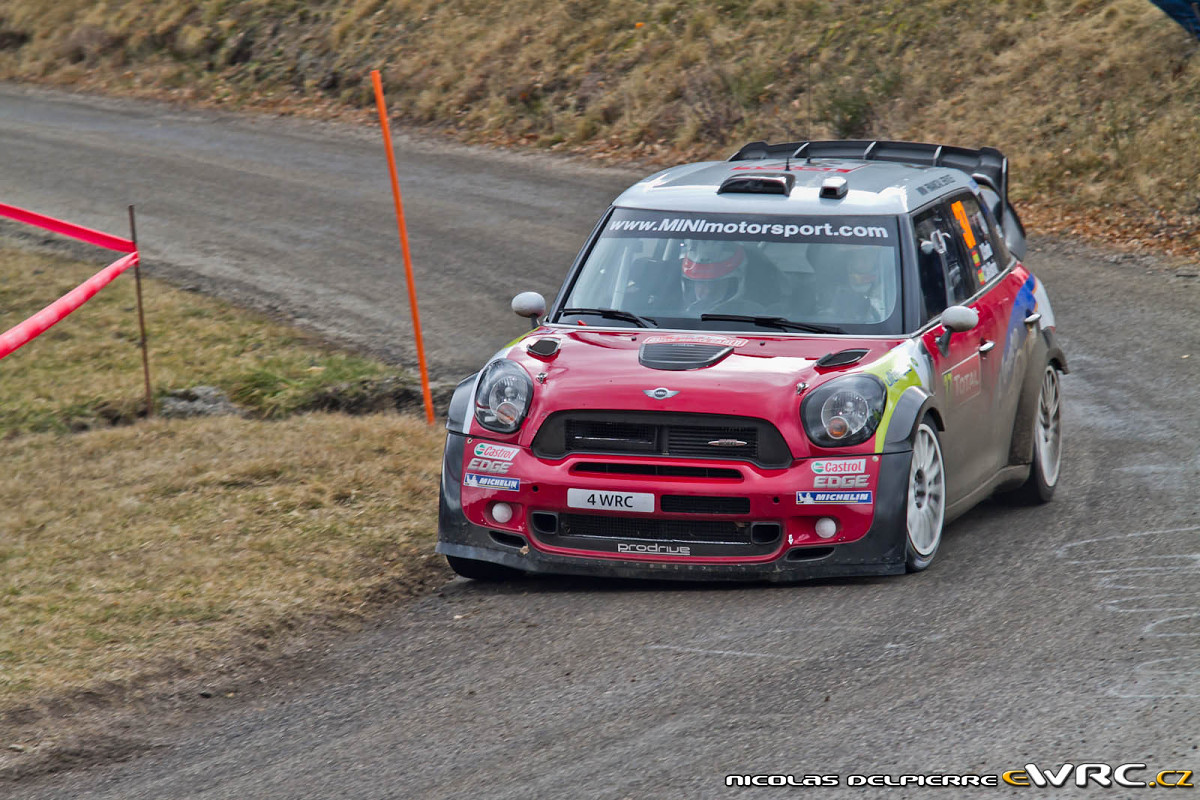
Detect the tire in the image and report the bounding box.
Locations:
[445,555,525,582]
[1011,365,1063,505]
[905,420,946,572]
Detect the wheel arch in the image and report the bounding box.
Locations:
[882,385,943,453]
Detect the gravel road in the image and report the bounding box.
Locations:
[2,84,1197,799]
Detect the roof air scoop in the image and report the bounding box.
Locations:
[718,173,795,195]
[819,176,849,199]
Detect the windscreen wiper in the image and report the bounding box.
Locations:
[700,314,842,334]
[560,307,658,328]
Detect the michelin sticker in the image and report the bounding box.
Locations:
[463,473,520,491]
[797,491,872,505]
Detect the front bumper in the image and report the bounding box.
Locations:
[436,432,912,582]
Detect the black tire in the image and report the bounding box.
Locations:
[445,555,525,582]
[905,419,946,572]
[1010,365,1063,505]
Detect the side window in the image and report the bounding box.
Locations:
[941,196,979,301]
[912,207,951,324]
[977,197,1012,268]
[949,194,1002,290]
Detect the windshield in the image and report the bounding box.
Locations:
[558,208,902,334]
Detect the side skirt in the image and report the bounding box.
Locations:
[945,464,1031,523]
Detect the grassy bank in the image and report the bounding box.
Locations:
[0,244,410,434]
[0,242,446,718]
[0,0,1197,254]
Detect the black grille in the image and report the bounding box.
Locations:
[536,412,788,465]
[565,421,657,453]
[558,514,753,544]
[667,425,758,459]
[661,495,751,514]
[572,463,743,480]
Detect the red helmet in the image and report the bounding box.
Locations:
[682,240,745,281]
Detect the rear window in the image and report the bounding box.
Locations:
[558,208,903,335]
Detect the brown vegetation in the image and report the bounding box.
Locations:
[0,0,1197,256]
[0,243,446,719]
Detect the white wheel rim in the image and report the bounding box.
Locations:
[907,424,945,557]
[1035,367,1062,486]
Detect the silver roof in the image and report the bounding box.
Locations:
[613,158,978,216]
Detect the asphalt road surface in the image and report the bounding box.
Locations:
[3,85,1198,798]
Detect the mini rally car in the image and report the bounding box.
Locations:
[437,139,1067,581]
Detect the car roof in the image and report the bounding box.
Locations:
[613,158,977,217]
[613,139,1017,218]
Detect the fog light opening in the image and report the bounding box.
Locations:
[815,517,838,539]
[490,502,514,524]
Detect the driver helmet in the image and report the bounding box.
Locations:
[845,247,880,294]
[681,239,746,306]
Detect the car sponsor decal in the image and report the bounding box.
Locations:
[616,542,691,556]
[643,334,748,347]
[463,473,520,491]
[813,474,870,489]
[915,175,955,196]
[466,457,513,474]
[731,163,864,174]
[861,341,933,453]
[811,458,867,475]
[943,351,982,403]
[473,443,519,461]
[567,488,654,513]
[602,209,897,245]
[796,491,872,505]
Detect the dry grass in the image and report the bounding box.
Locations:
[0,413,444,707]
[0,0,1198,253]
[0,244,401,433]
[0,241,446,713]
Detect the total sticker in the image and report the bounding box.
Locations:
[810,458,866,475]
[473,443,519,461]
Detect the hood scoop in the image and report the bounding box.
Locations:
[815,348,869,369]
[639,342,733,371]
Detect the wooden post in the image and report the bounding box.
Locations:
[128,205,153,417]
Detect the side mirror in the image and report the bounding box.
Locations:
[937,305,978,354]
[512,291,546,329]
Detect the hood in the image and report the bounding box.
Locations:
[505,328,903,456]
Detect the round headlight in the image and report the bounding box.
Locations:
[801,375,886,447]
[474,359,533,434]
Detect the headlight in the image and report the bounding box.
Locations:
[800,375,886,447]
[473,359,533,434]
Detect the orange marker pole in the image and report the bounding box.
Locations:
[371,69,435,425]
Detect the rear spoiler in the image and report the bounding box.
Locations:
[729,139,1026,258]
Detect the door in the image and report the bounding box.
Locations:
[912,200,1006,501]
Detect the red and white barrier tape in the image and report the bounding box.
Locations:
[0,202,140,360]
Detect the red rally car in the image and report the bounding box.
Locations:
[437,139,1067,581]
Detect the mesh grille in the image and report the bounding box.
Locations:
[572,463,743,480]
[565,421,657,453]
[558,514,753,544]
[660,495,751,514]
[667,426,759,459]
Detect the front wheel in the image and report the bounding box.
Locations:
[905,420,946,572]
[1012,365,1063,504]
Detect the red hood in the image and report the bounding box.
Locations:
[501,328,902,457]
